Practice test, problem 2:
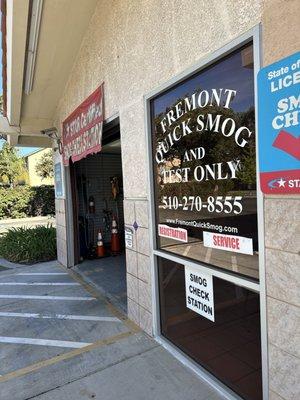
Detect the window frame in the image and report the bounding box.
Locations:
[144,25,268,400]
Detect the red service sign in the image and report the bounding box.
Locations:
[203,232,253,255]
[62,84,104,166]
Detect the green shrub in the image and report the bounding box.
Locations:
[160,180,216,199]
[0,225,57,264]
[29,185,55,216]
[159,178,235,200]
[0,185,55,219]
[0,186,33,218]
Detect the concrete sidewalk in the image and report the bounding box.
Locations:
[0,216,55,234]
[0,260,225,400]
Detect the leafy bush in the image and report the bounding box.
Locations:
[0,225,57,264]
[0,185,55,219]
[0,142,28,186]
[29,185,55,216]
[0,186,33,218]
[160,180,216,199]
[159,178,235,200]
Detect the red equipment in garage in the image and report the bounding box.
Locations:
[111,216,120,255]
[96,230,105,257]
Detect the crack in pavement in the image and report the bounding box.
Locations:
[23,344,159,400]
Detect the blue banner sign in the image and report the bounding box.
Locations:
[258,51,300,194]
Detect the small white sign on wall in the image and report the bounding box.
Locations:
[125,227,134,249]
[54,162,64,198]
[184,265,215,322]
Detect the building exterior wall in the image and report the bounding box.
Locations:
[53,0,263,333]
[53,150,68,267]
[26,148,54,187]
[52,1,299,398]
[262,1,300,399]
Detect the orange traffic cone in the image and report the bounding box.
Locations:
[111,216,120,255]
[96,230,105,257]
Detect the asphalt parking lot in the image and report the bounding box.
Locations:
[0,260,224,400]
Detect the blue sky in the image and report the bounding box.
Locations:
[0,28,40,156]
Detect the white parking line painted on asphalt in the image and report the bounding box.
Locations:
[0,336,91,349]
[0,295,96,301]
[0,312,120,322]
[183,245,191,256]
[205,247,212,263]
[17,273,68,276]
[0,282,79,286]
[231,255,238,272]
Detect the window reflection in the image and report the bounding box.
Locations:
[151,44,259,280]
[158,257,262,400]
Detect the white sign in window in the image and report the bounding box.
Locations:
[184,265,215,322]
[158,224,188,242]
[203,231,253,255]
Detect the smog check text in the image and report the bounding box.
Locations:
[187,274,213,317]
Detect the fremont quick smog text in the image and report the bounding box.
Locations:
[155,88,253,214]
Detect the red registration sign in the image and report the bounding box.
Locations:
[62,84,104,166]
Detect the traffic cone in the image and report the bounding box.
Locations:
[96,230,105,257]
[111,216,120,255]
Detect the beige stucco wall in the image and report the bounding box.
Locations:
[26,148,54,187]
[53,149,68,267]
[262,1,300,400]
[53,0,263,334]
[52,1,299,398]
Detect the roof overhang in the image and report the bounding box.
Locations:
[3,0,29,126]
[1,0,98,148]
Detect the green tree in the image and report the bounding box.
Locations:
[0,142,26,187]
[35,150,54,180]
[237,146,256,186]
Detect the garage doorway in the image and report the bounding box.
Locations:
[70,118,127,312]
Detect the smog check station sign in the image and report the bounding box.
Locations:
[258,51,300,194]
[185,265,214,322]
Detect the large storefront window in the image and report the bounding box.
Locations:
[149,41,263,400]
[158,257,262,400]
[151,43,258,280]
